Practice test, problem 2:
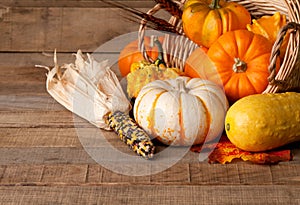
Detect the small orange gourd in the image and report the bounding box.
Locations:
[118,37,164,77]
[182,0,251,48]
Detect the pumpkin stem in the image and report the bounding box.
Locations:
[176,78,188,93]
[209,0,221,9]
[151,35,165,67]
[233,58,247,73]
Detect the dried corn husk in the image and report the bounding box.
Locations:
[37,50,131,130]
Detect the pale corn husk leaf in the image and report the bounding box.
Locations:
[40,50,131,130]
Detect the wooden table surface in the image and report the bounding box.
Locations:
[1,1,300,204]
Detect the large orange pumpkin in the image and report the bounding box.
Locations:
[118,36,164,77]
[186,30,280,103]
[182,0,251,48]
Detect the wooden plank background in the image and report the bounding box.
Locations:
[0,0,170,52]
[1,0,300,204]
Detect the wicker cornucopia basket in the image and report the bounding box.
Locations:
[138,0,300,94]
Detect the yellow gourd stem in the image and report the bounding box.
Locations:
[233,58,247,73]
[209,0,221,9]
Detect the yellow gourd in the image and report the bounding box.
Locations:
[126,61,181,98]
[225,92,300,152]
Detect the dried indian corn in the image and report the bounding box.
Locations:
[106,111,155,159]
[38,50,155,159]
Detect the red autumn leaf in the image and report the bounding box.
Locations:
[191,136,292,164]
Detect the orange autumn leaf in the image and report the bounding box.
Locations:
[191,136,292,164]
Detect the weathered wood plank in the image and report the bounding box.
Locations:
[0,164,44,184]
[190,163,242,185]
[0,53,125,97]
[1,163,300,186]
[0,126,147,148]
[0,147,95,165]
[40,164,88,184]
[0,127,81,147]
[270,164,300,184]
[150,163,190,183]
[0,146,200,165]
[0,6,170,52]
[0,164,189,185]
[99,164,152,183]
[0,52,124,73]
[0,110,76,128]
[0,185,299,205]
[189,163,290,185]
[1,0,156,8]
[0,52,79,68]
[0,83,47,96]
[0,95,64,111]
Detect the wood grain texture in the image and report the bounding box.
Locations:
[0,185,300,205]
[1,163,300,186]
[0,4,170,52]
[1,0,156,8]
[0,53,123,98]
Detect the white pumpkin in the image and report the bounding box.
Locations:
[133,76,228,146]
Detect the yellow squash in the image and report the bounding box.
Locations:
[225,92,300,152]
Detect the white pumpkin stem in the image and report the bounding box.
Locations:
[176,78,188,93]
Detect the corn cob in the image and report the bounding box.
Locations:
[106,111,155,159]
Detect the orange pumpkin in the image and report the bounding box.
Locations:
[187,30,280,103]
[182,0,251,48]
[118,36,164,77]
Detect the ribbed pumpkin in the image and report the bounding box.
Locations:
[133,76,228,146]
[205,30,280,103]
[118,36,164,77]
[182,0,251,48]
